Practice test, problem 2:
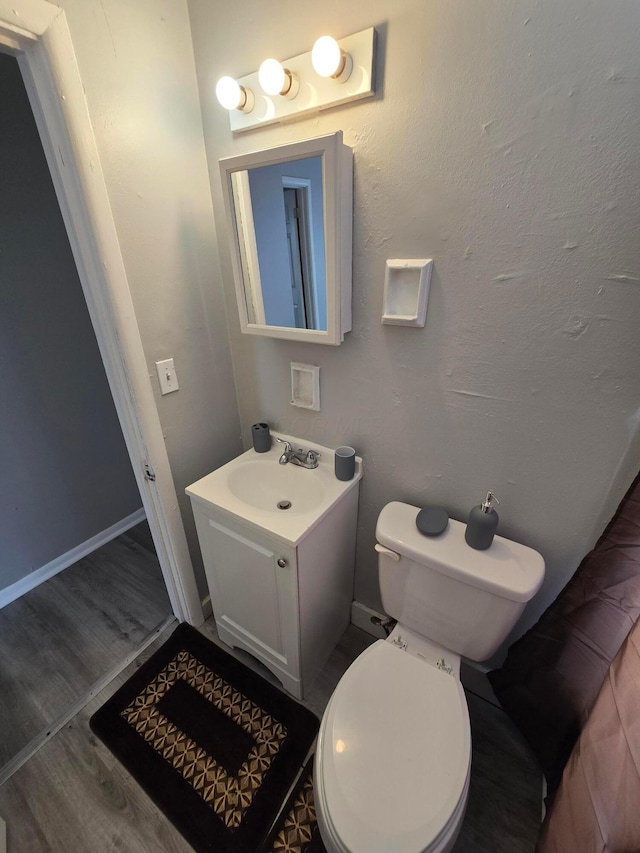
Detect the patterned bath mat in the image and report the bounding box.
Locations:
[90,623,319,853]
[263,757,327,853]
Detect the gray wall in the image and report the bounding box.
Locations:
[190,0,640,646]
[55,0,243,598]
[0,54,141,591]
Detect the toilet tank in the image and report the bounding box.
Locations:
[376,502,545,661]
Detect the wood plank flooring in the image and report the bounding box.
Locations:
[0,521,171,768]
[0,618,542,852]
[453,692,542,852]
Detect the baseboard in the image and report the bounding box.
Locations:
[201,594,213,620]
[459,660,500,707]
[0,508,146,611]
[350,600,388,640]
[350,599,501,707]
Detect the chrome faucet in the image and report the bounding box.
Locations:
[276,438,320,469]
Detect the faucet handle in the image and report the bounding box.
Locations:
[276,437,293,452]
[306,449,320,464]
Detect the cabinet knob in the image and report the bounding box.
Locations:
[277,557,287,568]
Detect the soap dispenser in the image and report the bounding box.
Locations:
[465,491,499,550]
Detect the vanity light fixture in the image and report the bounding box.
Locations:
[258,58,300,99]
[215,76,255,113]
[311,35,353,83]
[219,27,375,132]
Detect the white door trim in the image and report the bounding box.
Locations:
[231,171,266,325]
[0,1,203,625]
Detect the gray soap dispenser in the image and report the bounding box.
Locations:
[465,491,499,550]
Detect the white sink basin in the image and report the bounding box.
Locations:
[185,433,362,545]
[226,459,326,514]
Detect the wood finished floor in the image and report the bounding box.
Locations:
[0,521,171,768]
[0,616,542,852]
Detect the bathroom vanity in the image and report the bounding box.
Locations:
[186,434,362,699]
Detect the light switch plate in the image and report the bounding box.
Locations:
[155,358,179,395]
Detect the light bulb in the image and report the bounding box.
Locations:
[258,59,285,95]
[311,35,352,82]
[215,76,241,109]
[258,58,299,99]
[215,76,254,112]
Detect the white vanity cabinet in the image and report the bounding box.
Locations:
[191,507,301,694]
[187,448,360,700]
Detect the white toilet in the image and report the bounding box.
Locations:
[314,501,545,853]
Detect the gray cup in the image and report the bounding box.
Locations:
[252,422,271,453]
[334,446,356,481]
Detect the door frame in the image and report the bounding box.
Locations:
[282,176,318,329]
[0,1,203,624]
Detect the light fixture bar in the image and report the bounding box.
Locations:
[226,27,375,133]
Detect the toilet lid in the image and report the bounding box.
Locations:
[317,640,471,853]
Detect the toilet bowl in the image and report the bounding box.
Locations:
[314,501,545,853]
[314,629,471,853]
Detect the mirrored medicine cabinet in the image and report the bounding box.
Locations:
[219,132,353,345]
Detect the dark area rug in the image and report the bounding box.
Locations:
[262,757,327,853]
[90,623,319,853]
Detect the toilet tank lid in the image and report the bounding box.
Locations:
[376,502,545,603]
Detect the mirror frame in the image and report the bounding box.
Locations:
[219,132,353,345]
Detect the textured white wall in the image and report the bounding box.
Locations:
[56,0,242,595]
[190,0,640,642]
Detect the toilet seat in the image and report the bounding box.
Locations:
[315,639,471,853]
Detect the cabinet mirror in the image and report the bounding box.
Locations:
[219,132,353,345]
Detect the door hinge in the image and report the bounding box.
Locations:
[143,462,156,482]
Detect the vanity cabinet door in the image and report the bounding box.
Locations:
[193,508,300,690]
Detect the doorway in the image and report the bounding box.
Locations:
[0,0,203,630]
[0,0,203,781]
[0,50,173,774]
[283,182,317,330]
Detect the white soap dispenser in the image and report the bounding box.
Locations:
[465,491,499,550]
